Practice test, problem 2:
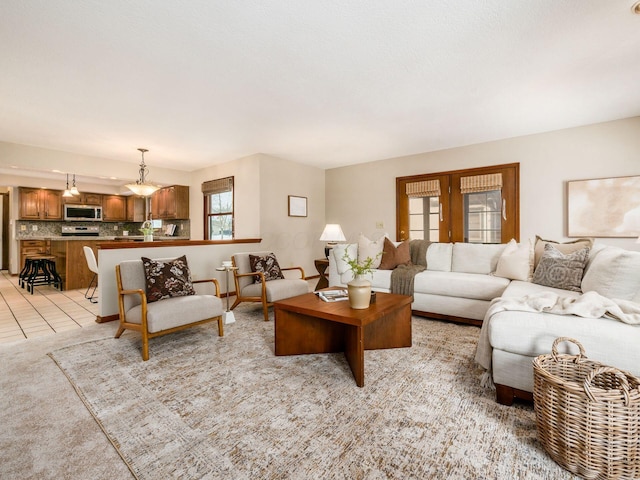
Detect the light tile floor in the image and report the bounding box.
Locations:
[0,271,319,344]
[0,270,99,344]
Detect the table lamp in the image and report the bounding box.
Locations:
[319,224,346,258]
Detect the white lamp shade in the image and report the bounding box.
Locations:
[319,224,346,242]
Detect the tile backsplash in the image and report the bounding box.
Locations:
[15,220,191,239]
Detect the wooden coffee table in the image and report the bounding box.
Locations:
[274,291,412,387]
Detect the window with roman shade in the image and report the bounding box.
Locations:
[396,164,519,244]
[203,176,234,240]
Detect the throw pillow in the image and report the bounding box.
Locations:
[581,246,640,301]
[357,233,385,269]
[379,238,411,270]
[534,235,593,269]
[494,239,534,282]
[141,255,196,303]
[532,244,589,292]
[332,243,357,275]
[249,253,285,283]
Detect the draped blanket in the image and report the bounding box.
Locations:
[475,291,640,388]
[390,240,431,297]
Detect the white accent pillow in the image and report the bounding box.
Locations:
[426,243,453,272]
[452,243,506,274]
[357,233,385,268]
[581,246,640,301]
[494,239,533,282]
[332,243,357,275]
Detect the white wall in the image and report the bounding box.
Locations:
[188,153,325,276]
[326,117,640,251]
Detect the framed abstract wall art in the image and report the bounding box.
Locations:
[288,195,307,217]
[567,175,640,237]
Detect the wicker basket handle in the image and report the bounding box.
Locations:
[551,337,586,363]
[584,366,631,406]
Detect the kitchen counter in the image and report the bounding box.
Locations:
[18,235,188,241]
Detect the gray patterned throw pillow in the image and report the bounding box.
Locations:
[532,244,589,292]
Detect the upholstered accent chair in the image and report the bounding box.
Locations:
[230,251,308,321]
[115,257,224,361]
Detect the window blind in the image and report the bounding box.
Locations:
[460,173,502,194]
[202,177,233,195]
[405,179,441,197]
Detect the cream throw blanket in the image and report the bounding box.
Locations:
[475,291,640,388]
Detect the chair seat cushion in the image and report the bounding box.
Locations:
[241,278,308,302]
[125,295,223,333]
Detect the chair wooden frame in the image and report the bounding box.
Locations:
[115,264,224,361]
[230,264,306,321]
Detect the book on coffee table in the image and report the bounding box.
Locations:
[316,289,349,302]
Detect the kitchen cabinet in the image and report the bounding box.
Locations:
[19,239,51,272]
[19,188,63,220]
[151,185,189,220]
[126,196,145,222]
[62,192,103,205]
[102,195,127,221]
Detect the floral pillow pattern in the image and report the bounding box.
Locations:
[141,255,196,303]
[249,253,285,283]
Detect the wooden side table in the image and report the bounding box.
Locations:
[314,258,330,290]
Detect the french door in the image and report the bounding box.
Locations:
[396,163,519,244]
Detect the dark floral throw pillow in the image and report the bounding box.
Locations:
[141,255,196,303]
[249,253,285,283]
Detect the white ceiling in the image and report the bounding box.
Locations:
[1,0,639,172]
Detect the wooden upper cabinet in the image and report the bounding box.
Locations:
[61,192,103,205]
[126,196,145,222]
[102,195,127,222]
[19,187,63,220]
[151,185,189,220]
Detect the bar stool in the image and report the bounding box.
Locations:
[23,255,63,294]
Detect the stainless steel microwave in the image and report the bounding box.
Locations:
[63,204,103,221]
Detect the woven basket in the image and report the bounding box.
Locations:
[533,337,640,480]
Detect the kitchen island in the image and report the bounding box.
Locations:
[95,238,261,322]
[19,235,188,291]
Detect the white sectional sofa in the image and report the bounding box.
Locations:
[329,240,512,326]
[329,237,640,405]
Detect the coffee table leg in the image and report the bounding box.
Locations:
[344,325,365,387]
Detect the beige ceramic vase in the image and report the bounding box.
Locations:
[347,276,372,309]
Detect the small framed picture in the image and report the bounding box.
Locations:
[288,195,307,217]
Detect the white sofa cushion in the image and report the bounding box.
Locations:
[332,243,357,275]
[581,246,640,301]
[451,243,506,274]
[357,234,385,268]
[493,239,533,282]
[414,270,510,301]
[426,243,453,272]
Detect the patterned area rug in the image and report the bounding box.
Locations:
[49,305,576,479]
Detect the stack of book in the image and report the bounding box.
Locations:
[316,289,349,302]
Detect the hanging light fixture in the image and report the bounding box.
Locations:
[62,174,74,197]
[125,148,160,196]
[69,174,80,196]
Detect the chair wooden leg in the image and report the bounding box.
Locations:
[114,325,125,338]
[262,301,269,321]
[217,316,224,336]
[230,298,242,310]
[141,330,150,361]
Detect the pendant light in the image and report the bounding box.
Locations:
[69,174,80,196]
[62,174,73,197]
[125,148,160,197]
